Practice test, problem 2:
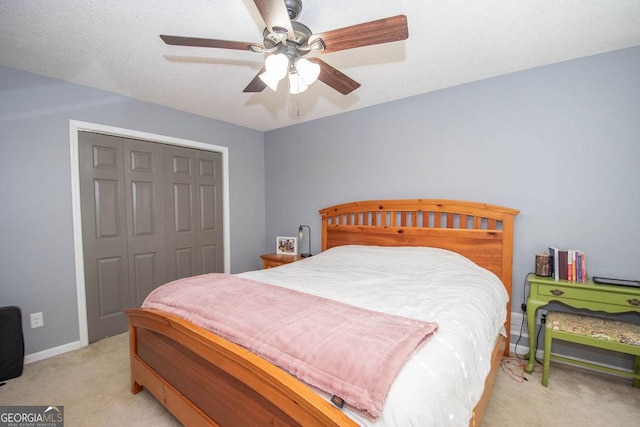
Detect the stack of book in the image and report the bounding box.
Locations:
[548,247,587,282]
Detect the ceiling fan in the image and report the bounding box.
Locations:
[160,0,408,95]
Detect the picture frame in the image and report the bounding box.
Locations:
[276,236,297,255]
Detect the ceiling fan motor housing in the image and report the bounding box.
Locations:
[262,21,312,52]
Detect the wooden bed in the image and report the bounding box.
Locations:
[125,199,519,426]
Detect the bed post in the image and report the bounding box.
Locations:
[128,322,142,394]
[321,209,328,251]
[501,211,516,357]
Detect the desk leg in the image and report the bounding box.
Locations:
[525,301,544,373]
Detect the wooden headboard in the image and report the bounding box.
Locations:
[320,199,519,350]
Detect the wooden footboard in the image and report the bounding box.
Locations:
[127,308,503,427]
[126,308,357,427]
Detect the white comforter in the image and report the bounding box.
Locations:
[239,245,508,426]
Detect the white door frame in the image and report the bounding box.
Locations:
[69,120,231,347]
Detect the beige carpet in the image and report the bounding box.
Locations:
[0,334,179,426]
[483,357,640,426]
[1,333,639,426]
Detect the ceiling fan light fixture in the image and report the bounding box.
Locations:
[288,72,308,94]
[264,53,289,78]
[259,70,283,91]
[295,58,320,85]
[259,53,289,91]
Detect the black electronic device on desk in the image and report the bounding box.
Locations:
[592,276,640,288]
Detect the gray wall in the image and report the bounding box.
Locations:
[0,66,266,355]
[264,47,640,327]
[2,46,639,359]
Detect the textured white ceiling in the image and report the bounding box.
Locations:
[1,1,639,131]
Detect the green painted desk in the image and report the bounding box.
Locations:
[525,273,640,373]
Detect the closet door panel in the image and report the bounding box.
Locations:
[79,132,129,343]
[165,146,198,281]
[195,152,223,274]
[124,139,167,307]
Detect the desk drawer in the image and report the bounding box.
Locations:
[537,284,640,310]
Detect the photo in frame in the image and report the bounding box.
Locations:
[276,236,298,255]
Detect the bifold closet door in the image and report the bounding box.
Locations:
[80,133,132,342]
[164,145,223,282]
[125,138,168,308]
[79,132,223,343]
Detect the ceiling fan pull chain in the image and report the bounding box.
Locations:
[287,93,301,118]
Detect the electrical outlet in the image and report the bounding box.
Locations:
[30,312,44,328]
[536,309,548,325]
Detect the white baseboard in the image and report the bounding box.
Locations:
[24,340,84,364]
[509,342,545,360]
[509,311,545,359]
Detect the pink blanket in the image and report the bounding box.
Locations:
[142,273,438,417]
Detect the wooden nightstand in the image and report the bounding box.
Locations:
[260,253,303,269]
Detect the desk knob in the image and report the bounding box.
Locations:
[550,289,565,296]
[627,298,640,307]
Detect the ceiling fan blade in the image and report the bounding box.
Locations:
[243,67,267,93]
[310,15,408,54]
[160,35,264,51]
[253,0,294,38]
[308,58,360,95]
